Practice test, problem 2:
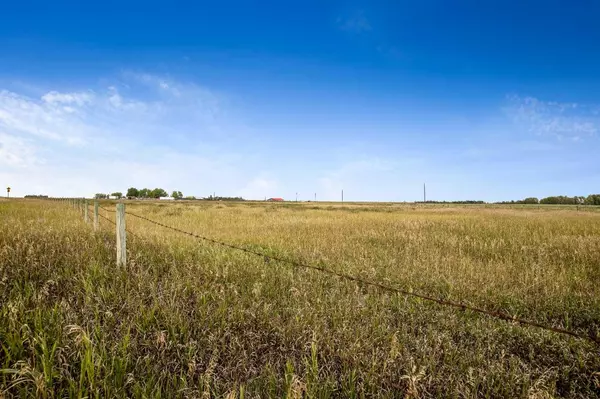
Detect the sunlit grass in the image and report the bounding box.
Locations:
[1,199,599,397]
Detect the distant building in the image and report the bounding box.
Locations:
[267,197,284,202]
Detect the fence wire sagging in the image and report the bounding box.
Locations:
[124,210,599,346]
[56,198,600,346]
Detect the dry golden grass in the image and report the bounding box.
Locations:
[1,199,599,398]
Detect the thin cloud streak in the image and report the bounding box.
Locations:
[506,95,599,140]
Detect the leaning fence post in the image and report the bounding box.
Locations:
[84,200,89,223]
[116,203,126,267]
[94,201,99,231]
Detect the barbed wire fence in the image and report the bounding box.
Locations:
[42,197,600,346]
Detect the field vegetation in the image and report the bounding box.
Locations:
[1,199,599,398]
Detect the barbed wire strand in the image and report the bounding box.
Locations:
[59,200,598,346]
[97,212,116,226]
[98,205,115,213]
[95,208,140,240]
[122,210,599,346]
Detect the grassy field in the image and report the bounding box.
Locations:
[1,199,599,398]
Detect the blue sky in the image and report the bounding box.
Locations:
[1,1,599,201]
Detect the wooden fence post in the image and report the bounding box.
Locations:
[94,201,99,231]
[84,200,89,223]
[116,203,126,267]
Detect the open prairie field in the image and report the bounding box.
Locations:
[1,199,600,398]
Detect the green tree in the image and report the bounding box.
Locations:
[94,193,108,199]
[126,187,139,198]
[585,194,600,205]
[138,188,151,198]
[521,197,539,204]
[540,196,579,205]
[171,190,183,199]
[111,192,123,199]
[150,188,168,199]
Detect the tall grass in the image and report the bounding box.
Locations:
[1,200,599,398]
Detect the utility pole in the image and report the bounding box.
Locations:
[314,193,316,202]
[423,183,426,203]
[342,189,344,203]
[6,187,10,198]
[296,192,298,202]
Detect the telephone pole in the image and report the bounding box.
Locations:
[342,189,344,203]
[296,192,298,202]
[423,183,426,202]
[314,193,316,202]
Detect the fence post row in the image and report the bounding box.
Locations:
[116,203,126,267]
[32,195,599,344]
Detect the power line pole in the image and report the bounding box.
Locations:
[423,183,426,202]
[314,193,316,202]
[342,189,344,203]
[296,192,298,202]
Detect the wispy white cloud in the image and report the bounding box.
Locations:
[506,95,599,140]
[0,133,40,168]
[41,91,94,106]
[0,73,257,198]
[337,11,372,33]
[122,71,221,123]
[106,85,149,112]
[0,90,86,144]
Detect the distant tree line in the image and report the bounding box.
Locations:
[202,195,245,201]
[497,195,600,205]
[94,192,123,200]
[24,189,599,205]
[421,194,600,205]
[124,188,245,201]
[422,200,485,204]
[585,194,600,205]
[126,187,169,199]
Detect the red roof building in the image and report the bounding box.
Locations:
[267,197,284,202]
